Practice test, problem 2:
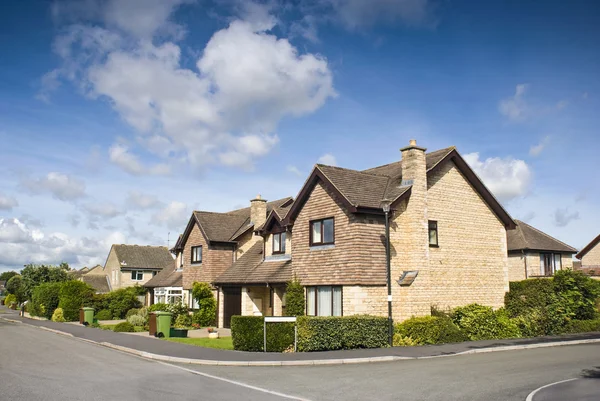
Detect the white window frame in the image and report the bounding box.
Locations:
[153,287,183,305]
[131,270,144,281]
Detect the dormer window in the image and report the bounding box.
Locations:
[273,232,286,254]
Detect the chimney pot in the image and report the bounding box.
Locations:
[409,139,417,146]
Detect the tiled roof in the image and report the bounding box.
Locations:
[507,220,578,253]
[194,197,294,243]
[81,275,111,293]
[144,266,183,288]
[112,245,175,270]
[214,242,292,284]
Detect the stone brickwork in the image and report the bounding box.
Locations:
[509,252,575,281]
[241,286,271,316]
[182,224,234,289]
[581,241,600,267]
[104,247,156,290]
[235,230,259,260]
[342,286,387,317]
[264,227,292,258]
[291,181,387,285]
[508,253,527,281]
[217,287,224,328]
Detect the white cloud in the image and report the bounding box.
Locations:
[554,208,580,227]
[464,152,532,202]
[82,201,122,218]
[43,2,336,170]
[499,84,529,122]
[286,165,304,176]
[0,195,18,211]
[126,191,163,209]
[21,172,86,201]
[109,143,171,176]
[325,0,435,30]
[529,136,550,157]
[317,153,337,166]
[152,201,188,230]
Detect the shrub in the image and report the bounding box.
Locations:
[90,293,108,312]
[174,313,192,328]
[137,307,149,322]
[148,303,169,312]
[30,282,63,319]
[191,282,216,326]
[393,334,419,347]
[90,322,101,328]
[96,309,113,320]
[6,275,26,303]
[113,322,135,332]
[127,314,146,327]
[563,319,600,334]
[505,279,556,318]
[126,308,140,319]
[395,316,468,345]
[451,304,521,340]
[4,294,17,308]
[20,264,69,300]
[297,315,389,352]
[166,302,188,321]
[51,308,66,322]
[553,270,600,320]
[230,316,296,352]
[105,288,142,319]
[58,281,95,321]
[285,277,305,316]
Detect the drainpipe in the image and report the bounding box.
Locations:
[523,250,528,279]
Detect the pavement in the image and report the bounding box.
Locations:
[2,317,599,401]
[2,306,600,366]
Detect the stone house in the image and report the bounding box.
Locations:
[146,197,293,314]
[214,140,519,326]
[99,244,175,290]
[576,234,600,276]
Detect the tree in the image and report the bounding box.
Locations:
[20,264,69,300]
[58,281,95,321]
[0,271,18,282]
[285,276,305,316]
[191,282,216,326]
[6,275,26,303]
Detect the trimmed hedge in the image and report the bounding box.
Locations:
[285,277,305,317]
[395,316,468,345]
[505,279,555,318]
[58,281,95,321]
[563,319,600,334]
[30,282,63,319]
[230,316,295,352]
[96,309,113,320]
[297,315,388,352]
[451,304,521,341]
[113,322,135,332]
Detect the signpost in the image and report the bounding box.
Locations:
[264,316,297,352]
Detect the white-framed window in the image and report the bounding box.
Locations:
[191,246,202,264]
[154,287,183,305]
[189,290,200,309]
[306,286,342,316]
[154,288,166,304]
[131,271,144,281]
[540,253,563,276]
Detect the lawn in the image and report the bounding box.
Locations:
[98,324,146,333]
[164,336,234,350]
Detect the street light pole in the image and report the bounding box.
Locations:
[381,199,393,347]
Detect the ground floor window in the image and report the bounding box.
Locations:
[540,253,562,276]
[154,287,183,305]
[306,286,342,316]
[189,290,200,309]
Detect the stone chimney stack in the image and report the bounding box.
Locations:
[400,139,427,187]
[250,194,267,228]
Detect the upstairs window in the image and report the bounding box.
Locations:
[273,232,286,254]
[310,218,334,246]
[191,246,202,264]
[428,221,438,247]
[131,271,143,281]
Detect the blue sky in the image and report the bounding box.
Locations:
[0,0,599,272]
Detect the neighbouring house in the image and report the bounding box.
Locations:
[67,266,91,280]
[576,234,600,277]
[213,140,518,327]
[148,197,294,314]
[98,245,175,290]
[507,220,577,280]
[80,275,111,294]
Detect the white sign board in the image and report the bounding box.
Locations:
[264,316,297,323]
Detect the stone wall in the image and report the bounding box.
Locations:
[581,241,600,267]
[342,286,387,317]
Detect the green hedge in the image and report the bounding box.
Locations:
[451,304,521,340]
[96,309,113,320]
[563,319,600,334]
[505,279,555,317]
[58,281,95,321]
[104,288,142,319]
[30,282,63,320]
[114,322,135,332]
[230,316,295,352]
[395,316,467,345]
[297,315,388,352]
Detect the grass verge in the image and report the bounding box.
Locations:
[164,336,234,350]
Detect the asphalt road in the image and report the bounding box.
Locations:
[1,318,599,401]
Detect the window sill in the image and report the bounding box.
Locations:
[309,244,335,251]
[429,244,439,248]
[191,262,202,266]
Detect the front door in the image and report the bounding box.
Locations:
[222,287,242,328]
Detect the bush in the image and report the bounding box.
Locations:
[126,308,140,319]
[285,277,305,316]
[127,314,146,327]
[105,288,142,319]
[4,294,17,308]
[191,282,217,326]
[113,322,135,332]
[149,303,169,312]
[553,270,600,320]
[393,334,419,347]
[90,293,108,312]
[51,308,66,322]
[30,282,63,319]
[230,316,296,352]
[505,279,555,318]
[96,309,113,320]
[137,307,149,322]
[395,316,468,345]
[174,313,192,328]
[58,281,95,322]
[451,304,521,341]
[297,315,389,352]
[563,319,600,334]
[6,275,26,304]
